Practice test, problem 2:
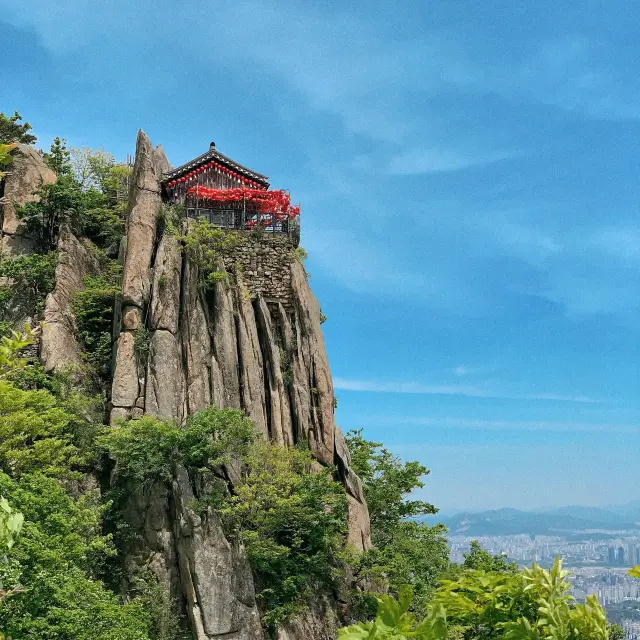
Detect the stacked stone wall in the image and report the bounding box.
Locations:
[222,233,295,310]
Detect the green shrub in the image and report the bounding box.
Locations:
[0,381,82,478]
[293,247,308,264]
[339,586,447,640]
[72,271,120,382]
[341,559,610,640]
[0,253,56,321]
[100,408,255,484]
[133,326,151,367]
[219,442,348,630]
[0,472,151,640]
[179,218,242,291]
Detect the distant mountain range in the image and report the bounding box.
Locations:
[422,503,640,536]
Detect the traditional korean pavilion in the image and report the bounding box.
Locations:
[162,143,300,236]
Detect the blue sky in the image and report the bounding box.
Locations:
[2,0,640,511]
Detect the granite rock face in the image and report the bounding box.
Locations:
[0,143,56,258]
[40,226,100,372]
[106,131,372,638]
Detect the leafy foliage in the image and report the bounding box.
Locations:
[339,586,447,639]
[461,541,518,574]
[71,269,121,382]
[346,430,448,613]
[433,557,608,640]
[0,381,84,478]
[0,472,151,639]
[0,143,16,179]
[129,569,185,640]
[0,112,36,145]
[0,498,23,556]
[17,174,86,251]
[0,335,152,638]
[342,558,609,640]
[17,140,127,251]
[0,325,40,380]
[0,253,56,322]
[346,430,437,545]
[100,408,255,484]
[179,217,242,290]
[42,136,72,175]
[219,442,348,630]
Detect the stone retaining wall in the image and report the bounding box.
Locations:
[222,233,295,310]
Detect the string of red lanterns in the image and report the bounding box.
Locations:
[165,159,266,189]
[186,186,301,220]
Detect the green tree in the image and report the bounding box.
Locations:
[346,430,437,546]
[0,253,56,324]
[0,380,84,478]
[461,541,518,573]
[0,338,153,637]
[16,174,85,251]
[0,112,36,145]
[219,441,348,630]
[346,430,449,613]
[17,154,125,251]
[0,472,151,639]
[42,136,72,175]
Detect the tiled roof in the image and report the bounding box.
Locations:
[162,146,269,186]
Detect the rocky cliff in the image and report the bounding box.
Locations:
[0,143,56,259]
[3,132,372,639]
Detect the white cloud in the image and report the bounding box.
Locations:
[379,416,637,433]
[333,378,489,397]
[387,148,513,175]
[333,377,598,403]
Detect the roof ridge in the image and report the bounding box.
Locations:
[162,147,269,184]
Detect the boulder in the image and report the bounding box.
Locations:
[40,226,100,372]
[0,143,56,257]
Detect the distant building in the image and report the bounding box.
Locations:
[609,547,617,565]
[618,546,625,566]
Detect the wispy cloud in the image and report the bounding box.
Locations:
[374,416,630,433]
[453,364,498,377]
[387,148,513,175]
[334,378,488,397]
[333,377,598,403]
